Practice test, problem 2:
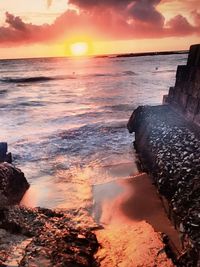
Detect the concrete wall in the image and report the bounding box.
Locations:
[166,44,200,126]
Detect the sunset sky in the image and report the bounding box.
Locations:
[0,0,200,59]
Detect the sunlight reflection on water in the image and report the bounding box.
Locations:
[0,54,187,211]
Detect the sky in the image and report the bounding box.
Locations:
[0,0,199,58]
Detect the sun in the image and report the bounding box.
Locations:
[70,42,89,57]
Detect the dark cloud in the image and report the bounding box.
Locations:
[127,0,164,26]
[69,0,164,25]
[166,15,195,35]
[5,12,27,31]
[69,0,132,8]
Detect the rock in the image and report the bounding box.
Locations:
[0,163,29,207]
[127,106,146,133]
[0,147,98,266]
[0,206,99,267]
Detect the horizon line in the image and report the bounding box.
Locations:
[0,49,189,61]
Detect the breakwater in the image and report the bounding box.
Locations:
[128,44,200,266]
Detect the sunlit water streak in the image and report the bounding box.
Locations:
[0,54,187,212]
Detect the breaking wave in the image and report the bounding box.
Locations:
[0,70,137,84]
[0,76,55,83]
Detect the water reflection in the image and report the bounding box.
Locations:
[93,173,181,266]
[21,159,137,209]
[0,54,186,210]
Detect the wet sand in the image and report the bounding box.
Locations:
[93,173,181,267]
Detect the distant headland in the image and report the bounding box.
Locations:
[94,49,188,59]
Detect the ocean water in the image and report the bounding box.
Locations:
[0,54,187,211]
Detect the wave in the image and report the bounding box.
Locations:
[18,101,46,107]
[90,71,137,78]
[0,70,137,84]
[11,120,127,161]
[0,100,48,109]
[0,75,77,84]
[152,69,176,74]
[0,76,55,83]
[0,89,8,94]
[122,71,137,76]
[58,122,126,138]
[104,104,134,112]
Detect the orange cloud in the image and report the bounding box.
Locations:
[0,1,200,47]
[192,10,200,26]
[47,0,53,8]
[161,0,199,10]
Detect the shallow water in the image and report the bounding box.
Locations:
[94,173,180,266]
[0,54,187,211]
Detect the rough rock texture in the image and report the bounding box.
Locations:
[0,163,29,207]
[128,105,200,266]
[165,44,200,126]
[0,162,99,266]
[0,206,99,267]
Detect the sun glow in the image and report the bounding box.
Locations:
[70,42,89,57]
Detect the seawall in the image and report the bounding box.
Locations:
[165,44,200,126]
[128,44,200,266]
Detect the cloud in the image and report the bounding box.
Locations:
[191,10,200,26]
[69,0,164,26]
[47,0,53,8]
[68,0,131,8]
[0,1,200,47]
[161,0,200,10]
[0,11,64,46]
[166,15,195,35]
[5,12,26,31]
[127,0,164,26]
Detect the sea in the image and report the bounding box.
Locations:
[0,54,187,212]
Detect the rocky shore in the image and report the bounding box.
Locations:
[0,153,177,267]
[127,43,200,267]
[0,162,29,207]
[0,206,99,266]
[0,162,99,267]
[1,44,199,266]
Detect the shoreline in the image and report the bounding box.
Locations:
[93,173,180,266]
[1,44,199,266]
[0,159,180,266]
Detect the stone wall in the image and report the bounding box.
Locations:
[166,44,200,126]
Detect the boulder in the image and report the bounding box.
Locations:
[127,106,146,133]
[0,206,99,267]
[0,163,29,207]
